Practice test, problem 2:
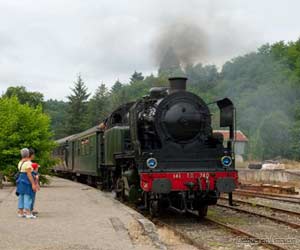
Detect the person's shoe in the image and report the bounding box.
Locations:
[25,214,37,219]
[32,211,38,215]
[17,213,25,218]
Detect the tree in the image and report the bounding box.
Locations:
[213,43,299,160]
[130,71,144,83]
[158,47,183,77]
[0,97,55,183]
[44,99,69,139]
[185,63,219,91]
[292,123,300,160]
[109,80,129,109]
[3,86,44,108]
[111,80,123,93]
[252,112,292,159]
[110,88,130,110]
[88,83,109,126]
[270,39,300,77]
[291,103,300,160]
[67,75,90,134]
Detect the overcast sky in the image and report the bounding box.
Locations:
[0,0,299,100]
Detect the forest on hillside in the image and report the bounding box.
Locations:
[3,39,300,161]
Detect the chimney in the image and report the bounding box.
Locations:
[168,77,187,93]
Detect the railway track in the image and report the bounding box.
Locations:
[205,217,290,250]
[219,196,300,217]
[130,201,277,249]
[216,203,300,229]
[233,189,300,204]
[150,197,300,250]
[154,212,292,250]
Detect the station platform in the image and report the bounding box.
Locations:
[0,177,161,250]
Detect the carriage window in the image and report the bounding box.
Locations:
[77,142,80,156]
[80,137,90,155]
[111,113,122,125]
[89,137,94,153]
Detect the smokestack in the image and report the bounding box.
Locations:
[169,77,187,93]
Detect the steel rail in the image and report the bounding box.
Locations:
[233,190,300,204]
[216,203,300,229]
[235,189,300,200]
[219,197,300,216]
[205,217,290,250]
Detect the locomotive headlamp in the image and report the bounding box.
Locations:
[221,156,232,167]
[147,158,158,169]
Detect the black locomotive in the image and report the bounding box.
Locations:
[54,77,238,218]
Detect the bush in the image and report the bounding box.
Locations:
[0,97,56,184]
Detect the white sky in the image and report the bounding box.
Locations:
[0,0,299,100]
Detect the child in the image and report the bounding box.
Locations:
[31,163,40,214]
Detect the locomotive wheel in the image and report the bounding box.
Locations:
[149,199,160,218]
[198,205,208,219]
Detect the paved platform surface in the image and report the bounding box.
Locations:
[0,177,158,250]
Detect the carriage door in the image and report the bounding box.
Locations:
[71,141,75,171]
[64,143,69,169]
[97,132,105,176]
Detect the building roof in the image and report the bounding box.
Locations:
[214,130,248,142]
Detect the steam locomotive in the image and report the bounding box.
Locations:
[53,77,238,218]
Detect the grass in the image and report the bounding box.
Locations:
[207,208,247,225]
[208,241,226,248]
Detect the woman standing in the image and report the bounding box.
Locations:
[16,148,37,219]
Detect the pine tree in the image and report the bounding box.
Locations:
[111,80,123,93]
[130,71,144,83]
[88,83,109,126]
[67,75,90,134]
[158,47,183,77]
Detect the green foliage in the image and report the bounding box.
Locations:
[251,112,293,159]
[185,63,219,91]
[3,86,44,108]
[44,99,68,139]
[270,39,300,77]
[291,103,300,160]
[111,80,123,93]
[130,71,144,83]
[1,166,18,184]
[210,44,300,159]
[0,97,56,182]
[67,75,90,134]
[87,84,110,126]
[107,75,169,111]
